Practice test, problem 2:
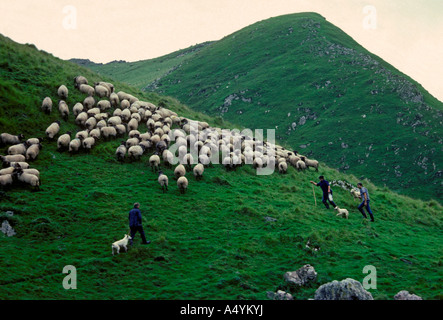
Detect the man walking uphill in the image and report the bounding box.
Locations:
[357,183,375,222]
[128,203,150,245]
[310,176,337,209]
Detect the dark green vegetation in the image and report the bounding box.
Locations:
[86,12,443,203]
[1,33,442,300]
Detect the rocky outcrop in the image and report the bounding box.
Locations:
[314,278,373,300]
[394,290,422,300]
[266,290,294,300]
[284,264,317,287]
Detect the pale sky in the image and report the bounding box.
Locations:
[0,0,442,101]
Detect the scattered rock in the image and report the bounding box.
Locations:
[314,278,373,300]
[284,264,317,287]
[264,216,277,223]
[267,290,294,300]
[394,290,422,300]
[1,220,16,237]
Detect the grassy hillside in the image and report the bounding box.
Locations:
[86,12,443,203]
[0,33,442,300]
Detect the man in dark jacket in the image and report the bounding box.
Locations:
[310,176,337,209]
[128,203,150,245]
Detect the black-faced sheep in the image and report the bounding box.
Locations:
[41,97,53,114]
[95,85,109,98]
[79,84,95,96]
[193,164,204,180]
[1,133,24,146]
[58,100,69,120]
[278,161,288,174]
[174,164,186,179]
[301,156,319,171]
[57,85,68,100]
[100,127,117,140]
[45,121,61,139]
[25,143,42,161]
[116,142,127,162]
[69,138,81,153]
[149,154,161,172]
[82,137,96,152]
[177,176,188,194]
[75,112,88,127]
[158,171,169,193]
[57,132,71,150]
[128,145,145,161]
[74,75,88,88]
[8,143,29,156]
[83,96,95,109]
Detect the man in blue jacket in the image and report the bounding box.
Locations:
[128,203,150,245]
[357,183,375,222]
[310,176,337,209]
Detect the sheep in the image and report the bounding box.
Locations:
[83,96,95,109]
[162,150,174,167]
[0,174,13,188]
[128,145,145,161]
[289,155,301,167]
[90,128,101,140]
[26,138,42,145]
[97,100,111,112]
[87,107,101,117]
[95,81,114,93]
[5,162,30,169]
[57,132,71,150]
[296,160,306,171]
[253,157,263,169]
[193,163,204,180]
[128,130,140,139]
[82,137,96,152]
[1,133,24,146]
[45,121,61,139]
[72,103,84,117]
[131,113,141,123]
[108,116,122,126]
[110,92,120,107]
[75,130,89,141]
[58,100,69,120]
[8,143,28,155]
[25,143,42,161]
[115,124,127,136]
[350,189,361,201]
[95,85,109,98]
[149,154,161,172]
[57,85,68,100]
[69,138,81,153]
[85,117,97,130]
[96,120,107,130]
[0,167,15,175]
[75,112,88,127]
[120,99,130,110]
[128,118,139,131]
[94,113,109,121]
[158,171,169,193]
[121,109,131,122]
[278,161,288,174]
[113,108,122,117]
[177,176,188,194]
[74,75,88,88]
[41,97,52,114]
[334,207,349,219]
[116,142,127,162]
[300,156,319,171]
[14,170,40,190]
[174,164,186,179]
[125,137,140,148]
[111,234,132,255]
[100,126,117,140]
[79,84,95,96]
[156,140,168,155]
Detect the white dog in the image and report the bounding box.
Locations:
[112,234,132,255]
[334,206,349,219]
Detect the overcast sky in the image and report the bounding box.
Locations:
[0,0,441,101]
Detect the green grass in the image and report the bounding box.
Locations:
[0,32,442,300]
[86,12,443,203]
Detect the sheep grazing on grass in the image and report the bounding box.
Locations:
[350,189,360,201]
[69,138,81,153]
[75,112,88,127]
[300,156,319,171]
[79,84,95,96]
[85,117,97,131]
[110,93,120,107]
[57,85,68,100]
[116,142,127,162]
[95,81,114,94]
[26,143,42,161]
[45,121,61,139]
[108,116,122,127]
[334,207,349,219]
[278,161,288,174]
[115,124,127,136]
[75,130,89,141]
[100,126,117,140]
[149,154,161,172]
[58,100,69,120]
[158,171,169,193]
[1,154,26,163]
[162,150,174,167]
[57,132,72,150]
[83,96,95,110]
[193,164,204,180]
[13,169,40,191]
[296,160,306,171]
[97,100,111,112]
[177,176,188,194]
[89,128,101,140]
[26,138,42,145]
[5,162,30,169]
[73,103,84,117]
[41,97,53,114]
[0,167,15,175]
[0,174,13,188]
[74,75,88,88]
[95,84,109,98]
[174,164,186,179]
[82,137,96,152]
[1,133,24,146]
[8,142,29,156]
[128,145,145,161]
[112,234,132,255]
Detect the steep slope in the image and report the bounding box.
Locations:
[87,12,443,203]
[0,34,442,300]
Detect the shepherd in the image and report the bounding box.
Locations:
[357,183,375,222]
[310,176,337,209]
[128,202,151,245]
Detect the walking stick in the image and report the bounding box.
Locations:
[312,185,317,206]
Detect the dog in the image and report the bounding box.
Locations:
[112,234,132,255]
[334,206,349,219]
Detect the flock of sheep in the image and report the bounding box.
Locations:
[1,75,322,194]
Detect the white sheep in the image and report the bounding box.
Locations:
[25,143,42,161]
[96,81,114,93]
[193,163,204,180]
[125,137,140,148]
[69,138,81,153]
[7,162,30,169]
[100,126,117,140]
[14,170,40,190]
[177,176,189,194]
[89,128,101,140]
[97,100,111,112]
[75,112,88,127]
[174,164,186,179]
[82,137,96,152]
[45,121,61,139]
[83,96,95,109]
[73,103,84,117]
[58,100,69,120]
[162,150,174,167]
[75,130,89,141]
[1,154,26,163]
[57,85,68,100]
[278,161,288,174]
[96,120,107,130]
[296,160,306,171]
[1,133,24,146]
[57,132,71,150]
[128,118,139,131]
[95,85,109,98]
[149,154,161,172]
[74,75,88,88]
[79,84,95,96]
[0,167,15,175]
[8,143,28,156]
[350,189,360,201]
[128,145,145,161]
[158,171,169,193]
[0,174,13,188]
[85,117,97,130]
[26,138,41,145]
[110,93,120,107]
[115,124,127,136]
[334,207,349,219]
[108,116,122,127]
[300,156,319,171]
[120,99,130,109]
[116,142,127,162]
[111,234,132,255]
[41,97,53,114]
